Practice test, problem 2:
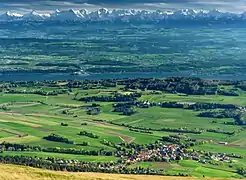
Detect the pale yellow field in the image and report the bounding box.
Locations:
[0,164,236,180]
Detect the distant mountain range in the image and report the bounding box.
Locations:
[1,9,246,23]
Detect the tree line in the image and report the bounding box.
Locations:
[198,110,239,119]
[129,128,153,134]
[7,88,69,96]
[160,102,238,110]
[78,131,99,139]
[124,77,219,95]
[0,142,113,156]
[43,134,74,144]
[0,155,163,175]
[79,93,141,102]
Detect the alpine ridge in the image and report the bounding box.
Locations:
[1,8,246,23]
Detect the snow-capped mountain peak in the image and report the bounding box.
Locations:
[50,9,83,21]
[0,11,23,21]
[55,9,61,13]
[5,11,23,17]
[80,9,88,15]
[23,10,50,20]
[98,8,108,14]
[0,8,245,23]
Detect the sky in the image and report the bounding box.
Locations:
[1,0,246,13]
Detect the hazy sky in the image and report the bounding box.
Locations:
[1,0,246,13]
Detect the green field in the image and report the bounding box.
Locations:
[112,107,239,131]
[129,160,239,178]
[0,79,245,178]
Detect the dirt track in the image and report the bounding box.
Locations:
[106,131,134,143]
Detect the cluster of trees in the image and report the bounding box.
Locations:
[67,80,105,89]
[190,103,238,110]
[3,78,242,99]
[101,139,116,148]
[44,147,102,155]
[121,107,136,116]
[1,79,112,90]
[162,135,198,147]
[198,110,239,119]
[7,89,69,96]
[129,128,153,134]
[87,107,101,115]
[136,101,153,108]
[61,122,68,126]
[235,83,246,91]
[112,102,137,116]
[160,102,238,110]
[237,167,246,176]
[206,129,235,135]
[78,131,99,139]
[217,90,239,96]
[0,142,42,152]
[43,134,74,144]
[61,109,78,117]
[79,93,141,102]
[162,136,181,144]
[158,126,202,135]
[119,142,149,152]
[160,102,184,108]
[0,142,113,156]
[1,77,240,93]
[113,102,134,111]
[1,81,57,88]
[53,104,83,109]
[62,109,71,115]
[198,110,246,126]
[234,114,246,125]
[77,142,90,146]
[125,77,219,95]
[0,105,11,111]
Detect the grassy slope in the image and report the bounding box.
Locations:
[0,164,231,180]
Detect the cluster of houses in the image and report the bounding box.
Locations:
[125,143,240,165]
[127,144,185,163]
